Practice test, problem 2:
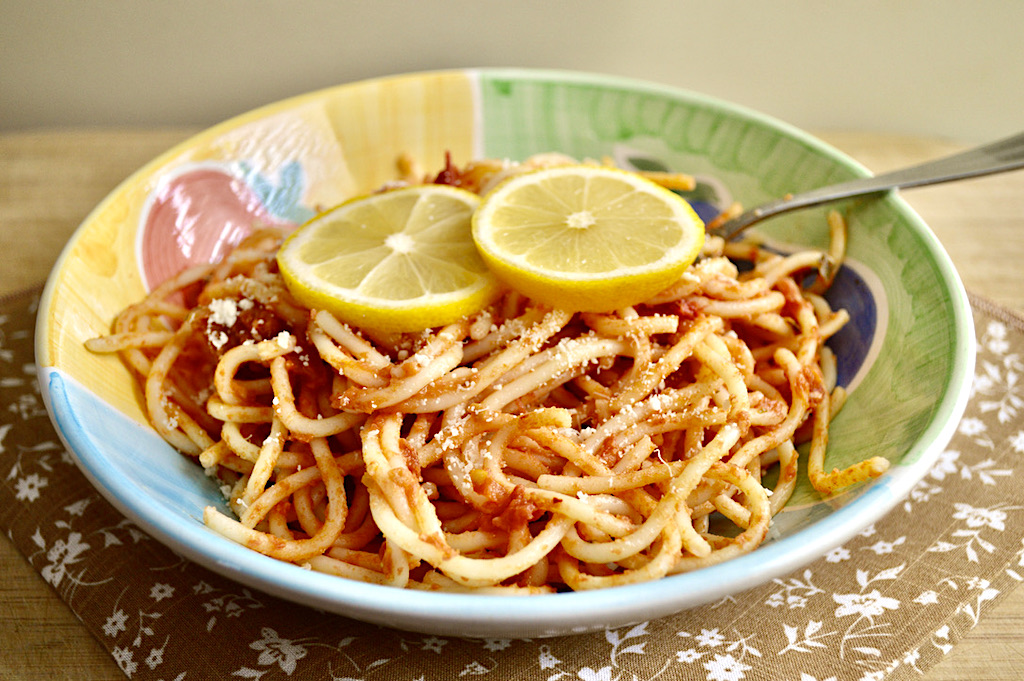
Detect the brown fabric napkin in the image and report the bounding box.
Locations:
[3,288,1023,681]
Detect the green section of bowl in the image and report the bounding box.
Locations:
[476,69,972,510]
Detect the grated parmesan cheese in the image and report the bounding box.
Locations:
[208,330,229,350]
[275,331,294,350]
[208,298,240,327]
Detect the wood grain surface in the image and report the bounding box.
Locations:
[1,128,1022,679]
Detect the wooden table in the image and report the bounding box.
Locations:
[2,128,1023,679]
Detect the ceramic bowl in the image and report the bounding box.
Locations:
[37,68,974,638]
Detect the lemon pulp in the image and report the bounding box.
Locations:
[471,164,705,312]
[277,184,500,333]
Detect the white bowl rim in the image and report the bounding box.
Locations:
[35,66,977,637]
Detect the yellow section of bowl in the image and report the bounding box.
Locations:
[38,71,479,422]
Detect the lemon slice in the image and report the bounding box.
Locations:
[277,184,501,333]
[472,165,705,312]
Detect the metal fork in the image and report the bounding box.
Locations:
[711,130,1024,241]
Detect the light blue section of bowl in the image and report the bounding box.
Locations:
[40,365,911,638]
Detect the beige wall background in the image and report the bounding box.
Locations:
[2,1,1021,144]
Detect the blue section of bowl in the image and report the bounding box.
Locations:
[826,265,879,389]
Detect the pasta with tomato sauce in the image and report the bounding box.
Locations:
[85,155,888,593]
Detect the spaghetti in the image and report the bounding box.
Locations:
[86,156,888,593]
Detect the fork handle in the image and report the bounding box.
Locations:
[717,130,1024,240]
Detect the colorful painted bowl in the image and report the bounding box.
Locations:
[36,68,974,638]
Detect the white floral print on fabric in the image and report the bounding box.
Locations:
[3,294,1024,680]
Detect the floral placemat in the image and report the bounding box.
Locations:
[2,288,1023,681]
